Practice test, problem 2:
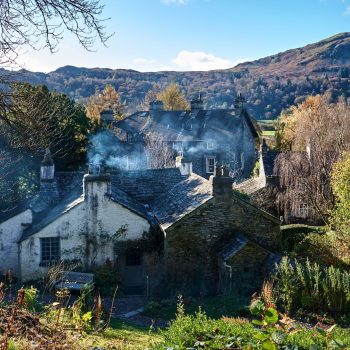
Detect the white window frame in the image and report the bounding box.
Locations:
[206,156,216,174]
[126,155,137,170]
[207,140,215,150]
[295,203,310,218]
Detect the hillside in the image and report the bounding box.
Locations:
[6,32,350,119]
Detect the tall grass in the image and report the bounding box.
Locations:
[274,257,350,314]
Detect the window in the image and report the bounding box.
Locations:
[126,132,133,143]
[206,157,215,173]
[125,249,142,266]
[40,237,60,265]
[126,156,137,170]
[207,140,215,150]
[295,203,310,218]
[240,152,245,169]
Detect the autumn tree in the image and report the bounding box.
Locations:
[140,84,161,110]
[86,84,124,123]
[158,83,189,111]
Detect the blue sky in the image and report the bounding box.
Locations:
[17,0,350,72]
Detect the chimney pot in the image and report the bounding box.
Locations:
[149,100,164,111]
[100,108,115,126]
[176,156,192,176]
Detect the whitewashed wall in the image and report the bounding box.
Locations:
[19,178,150,282]
[0,209,32,276]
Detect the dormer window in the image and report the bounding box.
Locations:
[126,132,133,143]
[207,140,215,150]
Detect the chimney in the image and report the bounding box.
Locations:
[211,165,233,201]
[100,108,115,127]
[149,100,164,112]
[83,169,112,201]
[190,93,204,111]
[39,149,59,204]
[234,93,246,114]
[176,155,192,176]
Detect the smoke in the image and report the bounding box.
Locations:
[88,131,125,168]
[88,130,147,170]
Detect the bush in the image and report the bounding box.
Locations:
[274,257,350,315]
[151,298,350,349]
[93,264,120,296]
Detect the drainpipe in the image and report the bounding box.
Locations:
[223,261,232,293]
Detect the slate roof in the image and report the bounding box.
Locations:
[109,187,149,219]
[152,173,213,230]
[21,189,84,241]
[110,168,184,204]
[234,178,262,195]
[114,108,258,142]
[0,172,84,225]
[220,234,249,261]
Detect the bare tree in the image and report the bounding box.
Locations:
[0,0,110,65]
[274,95,350,223]
[144,131,175,169]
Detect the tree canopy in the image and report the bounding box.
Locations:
[86,84,124,123]
[329,152,350,237]
[158,83,189,111]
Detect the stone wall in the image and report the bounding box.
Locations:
[164,195,280,296]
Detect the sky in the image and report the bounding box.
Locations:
[14,0,350,73]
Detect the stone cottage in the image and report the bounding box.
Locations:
[106,94,258,180]
[0,151,280,296]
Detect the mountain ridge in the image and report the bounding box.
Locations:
[7,32,350,119]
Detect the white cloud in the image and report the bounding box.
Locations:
[133,58,148,64]
[172,50,245,71]
[161,0,189,5]
[344,5,350,15]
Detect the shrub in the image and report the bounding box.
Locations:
[274,257,350,315]
[93,263,120,296]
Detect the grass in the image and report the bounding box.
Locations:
[77,318,162,350]
[261,130,276,137]
[143,294,250,320]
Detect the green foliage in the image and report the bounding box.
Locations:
[151,299,350,349]
[253,160,260,177]
[93,263,120,296]
[143,294,250,320]
[23,286,39,311]
[274,257,350,315]
[329,152,350,237]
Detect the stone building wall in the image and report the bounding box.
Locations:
[164,195,280,296]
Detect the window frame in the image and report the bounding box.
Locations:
[206,156,216,174]
[206,140,215,150]
[40,237,60,266]
[295,202,310,218]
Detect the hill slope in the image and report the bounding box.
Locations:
[7,33,350,119]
